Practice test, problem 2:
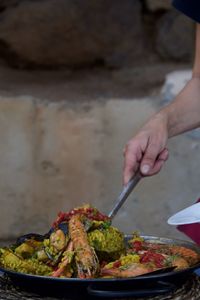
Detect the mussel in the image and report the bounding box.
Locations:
[15,221,69,247]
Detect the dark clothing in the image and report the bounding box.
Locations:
[173,0,200,23]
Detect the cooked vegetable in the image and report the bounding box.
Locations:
[88,226,124,253]
[0,249,52,275]
[15,243,34,258]
[52,204,109,228]
[103,254,140,270]
[88,226,125,260]
[36,249,48,262]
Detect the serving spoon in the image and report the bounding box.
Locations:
[108,171,142,219]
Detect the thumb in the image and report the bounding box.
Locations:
[140,143,160,175]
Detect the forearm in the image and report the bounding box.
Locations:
[158,24,200,138]
[123,25,200,181]
[161,77,200,138]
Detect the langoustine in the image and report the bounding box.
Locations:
[68,214,99,278]
[101,262,155,278]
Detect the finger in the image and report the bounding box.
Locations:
[123,163,140,186]
[123,144,141,185]
[146,159,165,176]
[123,154,139,186]
[158,148,169,161]
[140,142,161,175]
[144,149,169,176]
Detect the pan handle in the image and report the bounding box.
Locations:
[87,281,176,298]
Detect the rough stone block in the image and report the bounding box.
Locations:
[156,11,195,61]
[145,0,171,11]
[0,0,143,68]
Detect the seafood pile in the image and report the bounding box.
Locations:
[0,204,199,279]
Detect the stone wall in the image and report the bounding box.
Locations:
[0,0,195,69]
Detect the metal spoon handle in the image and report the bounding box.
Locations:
[108,171,142,219]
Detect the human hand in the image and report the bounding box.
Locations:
[123,113,169,185]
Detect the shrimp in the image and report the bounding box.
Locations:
[171,256,189,270]
[101,263,155,278]
[52,241,74,277]
[169,246,199,265]
[68,214,99,278]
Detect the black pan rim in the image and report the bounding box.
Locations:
[0,265,199,283]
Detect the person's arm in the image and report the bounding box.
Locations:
[123,24,200,185]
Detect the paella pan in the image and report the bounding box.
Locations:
[1,204,200,298]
